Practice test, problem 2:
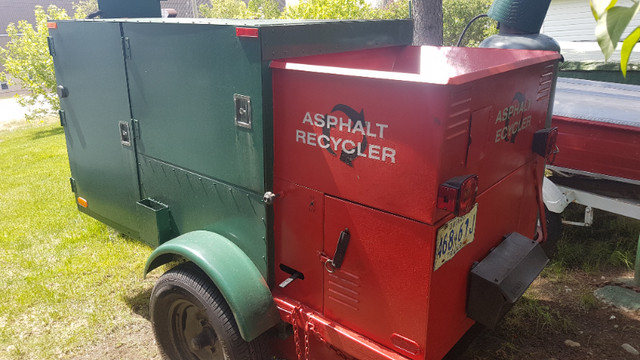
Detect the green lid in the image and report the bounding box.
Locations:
[488,0,552,34]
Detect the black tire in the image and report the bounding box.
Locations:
[542,206,562,258]
[150,262,267,360]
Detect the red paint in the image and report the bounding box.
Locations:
[235,27,259,38]
[47,22,57,29]
[270,46,560,359]
[551,116,640,181]
[273,296,413,360]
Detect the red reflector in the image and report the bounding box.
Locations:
[236,27,259,38]
[437,174,478,216]
[436,185,458,213]
[458,175,478,215]
[47,22,58,29]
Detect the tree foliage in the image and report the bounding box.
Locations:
[0,1,98,120]
[199,0,410,20]
[1,0,497,120]
[591,0,640,77]
[442,0,497,46]
[73,0,100,19]
[0,6,69,120]
[199,0,491,45]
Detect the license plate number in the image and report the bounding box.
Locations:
[434,204,478,271]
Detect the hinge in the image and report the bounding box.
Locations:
[122,37,131,59]
[58,109,66,127]
[132,119,140,139]
[69,177,77,193]
[47,36,55,57]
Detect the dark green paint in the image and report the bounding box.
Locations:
[97,0,162,18]
[138,157,268,277]
[124,22,266,193]
[137,198,175,247]
[52,18,411,338]
[51,22,141,237]
[145,230,281,342]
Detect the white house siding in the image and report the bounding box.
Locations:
[543,0,640,42]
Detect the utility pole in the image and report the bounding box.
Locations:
[412,0,443,46]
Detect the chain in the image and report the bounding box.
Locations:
[304,322,312,360]
[598,280,640,293]
[291,311,303,360]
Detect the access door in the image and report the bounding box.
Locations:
[50,21,141,236]
[323,196,434,357]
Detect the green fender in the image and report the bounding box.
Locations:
[144,230,280,342]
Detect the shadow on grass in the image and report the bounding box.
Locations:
[124,286,152,321]
[31,125,64,140]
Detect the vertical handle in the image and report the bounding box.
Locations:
[325,228,350,273]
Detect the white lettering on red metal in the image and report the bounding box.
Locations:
[493,92,532,144]
[296,105,397,166]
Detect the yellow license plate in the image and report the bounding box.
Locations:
[434,204,478,271]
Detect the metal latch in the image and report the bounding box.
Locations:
[119,121,131,146]
[234,94,252,129]
[325,228,351,273]
[56,85,69,99]
[58,110,66,127]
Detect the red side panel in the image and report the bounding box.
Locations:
[272,68,448,224]
[426,163,540,360]
[552,116,640,181]
[323,196,433,359]
[273,179,325,312]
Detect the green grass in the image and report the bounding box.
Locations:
[553,204,640,271]
[0,121,154,359]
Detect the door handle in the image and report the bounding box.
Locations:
[325,228,350,273]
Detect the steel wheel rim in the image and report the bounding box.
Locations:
[169,299,223,360]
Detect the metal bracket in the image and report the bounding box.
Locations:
[47,36,55,57]
[69,177,77,193]
[556,185,640,222]
[58,110,66,127]
[562,206,594,227]
[132,119,140,139]
[122,37,131,60]
[234,94,252,129]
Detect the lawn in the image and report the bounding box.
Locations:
[1,119,638,360]
[0,121,155,359]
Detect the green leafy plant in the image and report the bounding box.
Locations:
[0,6,69,120]
[199,0,254,18]
[591,0,640,76]
[248,0,282,19]
[0,1,98,120]
[199,0,409,20]
[442,0,497,46]
[73,0,100,19]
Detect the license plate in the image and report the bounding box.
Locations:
[434,204,478,271]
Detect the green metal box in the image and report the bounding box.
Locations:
[49,18,412,279]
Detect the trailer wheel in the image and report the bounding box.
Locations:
[542,206,562,258]
[150,262,267,360]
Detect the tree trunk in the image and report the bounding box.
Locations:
[412,0,443,46]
